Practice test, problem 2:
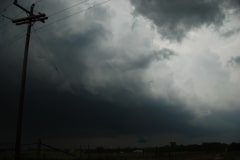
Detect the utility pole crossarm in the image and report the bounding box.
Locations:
[12,11,48,26]
[12,0,48,26]
[15,17,48,25]
[12,14,48,25]
[12,14,46,23]
[13,0,31,14]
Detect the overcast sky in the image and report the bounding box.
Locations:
[0,0,240,148]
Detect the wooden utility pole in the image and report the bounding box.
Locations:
[12,1,48,160]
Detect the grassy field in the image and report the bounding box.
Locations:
[1,151,240,160]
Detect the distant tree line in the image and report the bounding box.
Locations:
[87,142,240,153]
[1,142,240,153]
[157,142,240,152]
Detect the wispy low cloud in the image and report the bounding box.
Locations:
[228,56,240,67]
[221,27,240,37]
[106,48,176,72]
[154,48,176,60]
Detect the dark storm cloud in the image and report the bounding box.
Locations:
[1,0,239,146]
[22,79,235,140]
[23,85,194,137]
[228,56,240,67]
[23,74,227,141]
[0,35,197,140]
[23,22,192,139]
[0,0,112,144]
[0,6,198,144]
[130,0,226,41]
[224,0,240,9]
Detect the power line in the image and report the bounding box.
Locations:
[8,31,26,45]
[13,0,91,30]
[0,3,14,26]
[1,0,108,32]
[34,0,111,32]
[2,14,13,21]
[0,10,25,30]
[1,11,40,47]
[0,3,13,15]
[32,26,77,94]
[32,26,55,64]
[48,0,91,17]
[1,0,111,53]
[0,30,27,51]
[35,0,42,4]
[32,26,66,81]
[2,25,43,51]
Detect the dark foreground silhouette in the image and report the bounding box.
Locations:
[0,142,240,160]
